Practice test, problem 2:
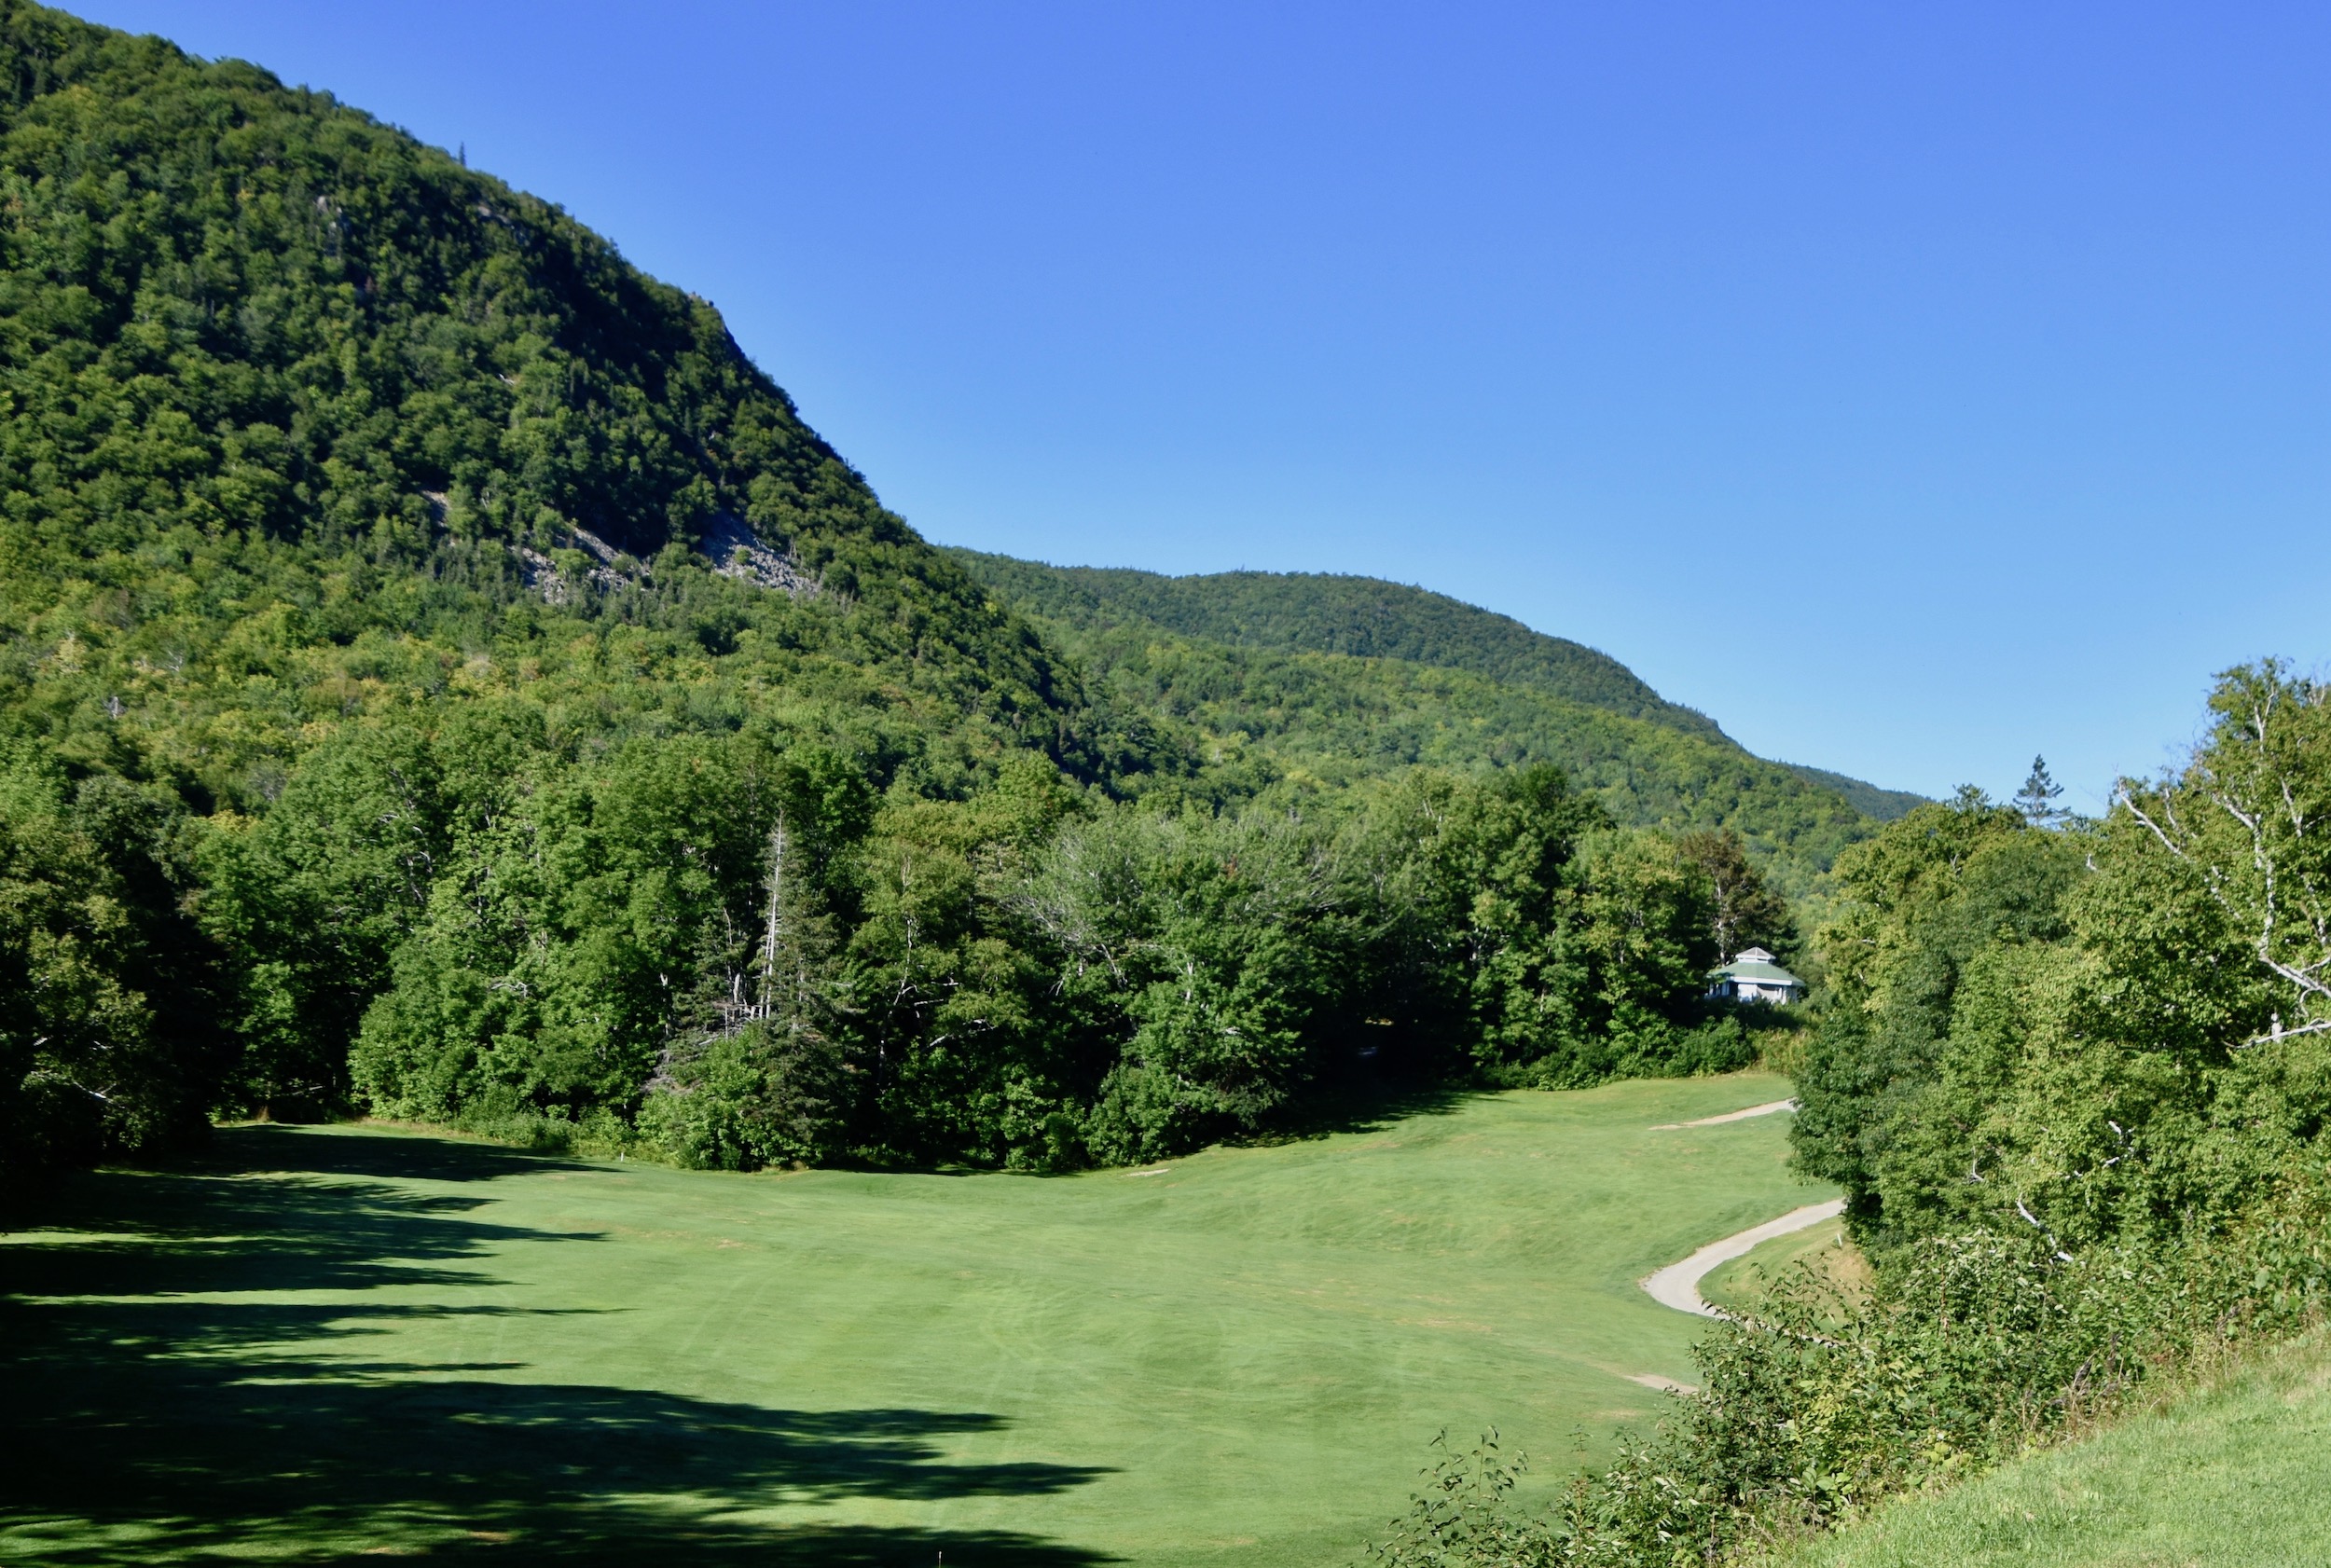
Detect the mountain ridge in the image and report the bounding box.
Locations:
[944,547,1731,741]
[943,546,1926,842]
[1775,761,1926,823]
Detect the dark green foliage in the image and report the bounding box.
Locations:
[944,548,1724,738]
[1675,827,1798,963]
[2013,754,2066,827]
[1779,762,1928,824]
[0,743,228,1175]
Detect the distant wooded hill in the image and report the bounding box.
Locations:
[1772,762,1926,823]
[942,552,1727,739]
[945,548,1925,888]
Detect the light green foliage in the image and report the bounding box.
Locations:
[1342,765,1611,1079]
[198,722,448,1109]
[1568,831,1727,1072]
[1775,763,1928,825]
[346,726,853,1134]
[1337,766,1748,1093]
[1790,791,2084,1248]
[1375,1159,2331,1567]
[204,715,1740,1173]
[941,547,1727,737]
[1026,805,1356,1162]
[1368,1435,1557,1568]
[1372,665,2331,1567]
[1797,663,2331,1256]
[0,1076,1826,1568]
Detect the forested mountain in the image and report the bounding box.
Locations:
[0,9,1092,808]
[946,547,1910,893]
[943,548,1726,737]
[0,0,1100,1174]
[0,1,1824,1183]
[1774,760,1926,822]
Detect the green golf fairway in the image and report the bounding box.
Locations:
[3,1072,1827,1566]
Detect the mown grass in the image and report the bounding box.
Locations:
[1773,1328,2331,1568]
[0,1073,1828,1567]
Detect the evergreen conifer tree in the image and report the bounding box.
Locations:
[2015,755,2066,827]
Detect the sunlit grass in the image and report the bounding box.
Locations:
[2,1073,1829,1566]
[1776,1329,2331,1568]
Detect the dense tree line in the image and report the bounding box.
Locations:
[206,723,1759,1170]
[0,3,1803,1184]
[5,668,1776,1176]
[1793,661,2331,1258]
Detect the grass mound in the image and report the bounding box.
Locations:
[1775,1330,2331,1568]
[1,1074,1828,1567]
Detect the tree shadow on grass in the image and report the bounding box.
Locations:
[1,1127,1117,1565]
[1261,1065,1477,1147]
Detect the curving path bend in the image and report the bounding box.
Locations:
[1648,1096,1799,1131]
[1639,1199,1846,1317]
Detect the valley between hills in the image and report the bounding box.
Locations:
[7,6,2331,1566]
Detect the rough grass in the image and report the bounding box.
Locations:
[1701,1215,1870,1320]
[0,1073,1829,1567]
[1771,1328,2331,1568]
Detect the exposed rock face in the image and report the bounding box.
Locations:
[697,512,821,598]
[501,516,819,606]
[514,526,647,605]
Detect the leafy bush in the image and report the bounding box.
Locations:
[0,744,228,1175]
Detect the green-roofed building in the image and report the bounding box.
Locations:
[1708,946,1806,1005]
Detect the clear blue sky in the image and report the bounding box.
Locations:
[75,2,2331,805]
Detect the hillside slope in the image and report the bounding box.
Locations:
[946,548,1897,887]
[0,3,1098,818]
[0,0,1159,1168]
[0,2,1807,1178]
[1780,1333,2331,1567]
[946,547,1726,738]
[1778,762,1926,823]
